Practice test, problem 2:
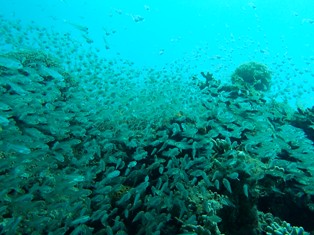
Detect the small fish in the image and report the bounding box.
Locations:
[302,18,314,24]
[115,8,123,15]
[131,15,145,23]
[0,115,10,126]
[103,37,110,49]
[7,143,31,154]
[248,2,256,9]
[0,56,23,69]
[63,19,89,32]
[82,34,93,44]
[104,29,111,36]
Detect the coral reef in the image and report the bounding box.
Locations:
[231,61,272,92]
[0,17,313,235]
[259,213,308,235]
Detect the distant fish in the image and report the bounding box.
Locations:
[302,18,314,24]
[102,27,116,36]
[114,8,123,15]
[103,37,110,50]
[82,34,93,44]
[248,2,256,9]
[103,28,111,36]
[259,49,269,54]
[63,19,89,33]
[131,15,145,23]
[292,12,299,17]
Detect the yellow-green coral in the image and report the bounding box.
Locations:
[3,49,60,68]
[231,62,272,91]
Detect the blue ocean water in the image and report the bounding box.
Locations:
[1,0,313,107]
[0,1,314,234]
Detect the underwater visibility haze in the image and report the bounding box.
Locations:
[1,0,314,234]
